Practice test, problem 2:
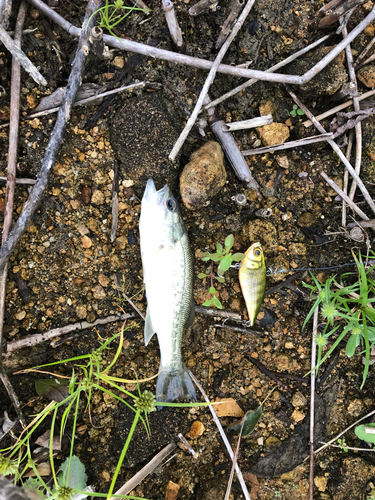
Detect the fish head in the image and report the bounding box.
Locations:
[140,179,186,253]
[242,242,264,270]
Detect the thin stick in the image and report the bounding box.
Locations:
[188,370,251,500]
[342,130,354,227]
[111,161,119,243]
[26,0,375,86]
[355,51,375,70]
[302,89,375,127]
[0,0,102,273]
[0,177,36,184]
[223,114,272,131]
[342,26,362,202]
[318,441,375,452]
[169,0,257,160]
[111,442,177,499]
[205,34,332,110]
[309,308,318,500]
[0,81,146,129]
[195,306,241,320]
[355,35,375,68]
[285,85,375,215]
[224,418,245,500]
[319,170,369,220]
[0,0,29,429]
[242,133,333,156]
[177,433,198,457]
[162,0,183,47]
[5,313,135,353]
[0,24,47,85]
[313,408,375,456]
[247,356,293,393]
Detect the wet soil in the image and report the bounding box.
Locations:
[1,0,375,499]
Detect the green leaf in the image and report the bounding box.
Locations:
[202,299,213,307]
[225,234,234,250]
[290,110,296,117]
[345,334,359,357]
[215,276,225,283]
[296,108,305,116]
[363,306,375,324]
[198,273,207,279]
[229,406,262,437]
[232,253,245,262]
[216,242,223,254]
[35,378,69,403]
[57,455,87,490]
[213,296,222,309]
[209,253,222,262]
[221,254,232,272]
[209,286,216,294]
[201,256,210,261]
[355,423,375,444]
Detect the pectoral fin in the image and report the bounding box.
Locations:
[144,308,156,345]
[185,298,195,329]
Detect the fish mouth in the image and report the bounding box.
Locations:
[143,179,170,205]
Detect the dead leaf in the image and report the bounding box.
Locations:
[23,462,51,477]
[35,378,70,403]
[213,398,244,418]
[35,429,61,450]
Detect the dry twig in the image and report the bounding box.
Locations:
[111,442,177,499]
[5,313,136,353]
[242,133,333,156]
[0,0,102,273]
[0,24,47,85]
[26,0,375,86]
[309,308,318,500]
[302,89,375,127]
[162,0,183,47]
[188,370,251,500]
[205,34,332,110]
[169,0,257,161]
[0,81,146,130]
[0,0,29,429]
[342,26,362,202]
[285,85,375,215]
[313,407,375,456]
[111,161,119,243]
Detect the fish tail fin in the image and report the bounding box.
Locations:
[156,363,197,405]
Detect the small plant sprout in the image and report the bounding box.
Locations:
[303,252,375,388]
[337,438,349,452]
[89,0,150,41]
[290,104,305,117]
[198,234,245,309]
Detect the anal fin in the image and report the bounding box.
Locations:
[144,307,156,346]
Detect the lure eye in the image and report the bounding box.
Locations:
[166,197,177,212]
[254,248,261,256]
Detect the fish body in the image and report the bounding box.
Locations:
[239,242,266,326]
[139,179,196,403]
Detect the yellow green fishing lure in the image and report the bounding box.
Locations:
[239,242,266,326]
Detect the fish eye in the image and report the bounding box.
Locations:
[254,248,261,256]
[166,197,177,212]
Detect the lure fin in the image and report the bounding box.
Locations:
[144,308,156,346]
[156,363,197,406]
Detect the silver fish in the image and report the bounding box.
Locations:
[139,179,196,403]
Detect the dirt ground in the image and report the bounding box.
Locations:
[1,0,375,498]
